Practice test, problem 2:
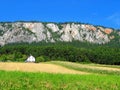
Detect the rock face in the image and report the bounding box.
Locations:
[0,22,119,46]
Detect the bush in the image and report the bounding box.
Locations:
[6,54,14,61]
[35,56,45,63]
[0,54,7,62]
[13,52,22,61]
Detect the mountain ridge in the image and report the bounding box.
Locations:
[0,21,119,46]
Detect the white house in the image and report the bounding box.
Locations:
[25,55,35,62]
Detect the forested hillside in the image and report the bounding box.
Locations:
[0,42,120,65]
[0,21,120,65]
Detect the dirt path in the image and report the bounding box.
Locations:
[0,62,88,74]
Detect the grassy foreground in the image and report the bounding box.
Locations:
[0,70,120,90]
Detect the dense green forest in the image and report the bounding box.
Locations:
[0,41,120,65]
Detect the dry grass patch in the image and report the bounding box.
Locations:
[0,62,88,74]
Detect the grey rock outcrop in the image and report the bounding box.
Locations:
[0,22,117,46]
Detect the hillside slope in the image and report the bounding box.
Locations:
[0,22,119,46]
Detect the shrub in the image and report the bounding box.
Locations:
[0,54,7,62]
[35,56,45,63]
[13,52,22,61]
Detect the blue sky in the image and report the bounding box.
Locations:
[0,0,120,29]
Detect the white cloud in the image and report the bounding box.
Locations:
[107,13,120,26]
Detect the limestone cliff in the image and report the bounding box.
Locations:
[0,22,119,46]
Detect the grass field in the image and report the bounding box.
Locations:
[0,61,120,90]
[0,62,87,74]
[50,61,120,75]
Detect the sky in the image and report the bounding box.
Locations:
[0,0,120,29]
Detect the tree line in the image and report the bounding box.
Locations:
[0,42,120,65]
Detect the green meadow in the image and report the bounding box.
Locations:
[0,71,120,90]
[0,61,120,90]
